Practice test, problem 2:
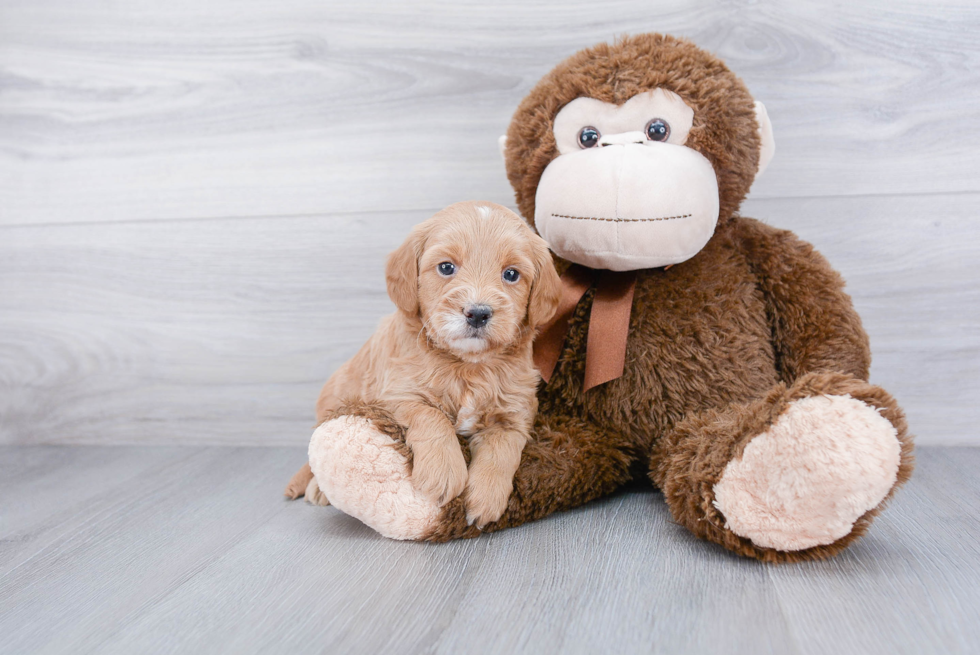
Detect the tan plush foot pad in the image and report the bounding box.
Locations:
[308,416,441,540]
[713,394,901,551]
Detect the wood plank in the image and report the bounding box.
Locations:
[93,493,489,655]
[90,486,797,654]
[766,447,980,655]
[0,446,195,550]
[0,209,424,447]
[1,0,978,225]
[430,492,796,655]
[1,192,975,446]
[1,446,976,654]
[0,446,302,654]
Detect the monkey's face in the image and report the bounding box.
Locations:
[503,34,776,273]
[535,89,722,271]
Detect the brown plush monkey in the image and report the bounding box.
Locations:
[290,34,913,562]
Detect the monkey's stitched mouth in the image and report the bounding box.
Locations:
[551,213,692,223]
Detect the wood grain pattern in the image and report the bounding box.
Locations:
[0,446,300,653]
[2,193,976,446]
[0,1,977,446]
[0,446,977,654]
[766,448,980,654]
[0,209,423,446]
[1,0,979,225]
[0,446,196,571]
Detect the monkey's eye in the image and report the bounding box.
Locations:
[577,126,600,149]
[437,262,456,276]
[645,118,670,142]
[502,268,520,283]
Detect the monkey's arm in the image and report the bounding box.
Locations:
[303,402,636,540]
[734,216,871,382]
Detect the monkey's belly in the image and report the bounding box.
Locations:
[539,240,779,453]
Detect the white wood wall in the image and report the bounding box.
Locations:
[1,0,977,445]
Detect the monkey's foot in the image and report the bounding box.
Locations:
[308,415,442,540]
[712,394,902,551]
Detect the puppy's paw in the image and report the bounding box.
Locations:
[464,469,513,528]
[410,441,468,506]
[284,462,314,499]
[304,477,331,506]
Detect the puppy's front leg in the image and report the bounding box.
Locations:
[465,426,528,528]
[397,403,468,506]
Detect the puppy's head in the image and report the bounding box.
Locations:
[387,201,561,360]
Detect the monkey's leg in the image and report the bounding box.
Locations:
[650,372,914,563]
[308,406,635,541]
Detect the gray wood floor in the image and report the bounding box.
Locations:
[1,445,978,655]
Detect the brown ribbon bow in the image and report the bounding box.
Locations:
[532,264,637,391]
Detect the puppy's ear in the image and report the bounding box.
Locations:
[527,235,562,331]
[386,225,426,315]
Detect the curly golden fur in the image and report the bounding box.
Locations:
[288,201,561,527]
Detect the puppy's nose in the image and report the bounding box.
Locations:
[464,304,493,328]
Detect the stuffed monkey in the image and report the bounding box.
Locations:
[288,34,913,562]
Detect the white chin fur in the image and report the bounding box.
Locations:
[448,337,488,353]
[435,312,491,355]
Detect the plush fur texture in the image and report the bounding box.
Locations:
[290,34,914,562]
[309,414,442,540]
[653,371,913,562]
[712,394,902,551]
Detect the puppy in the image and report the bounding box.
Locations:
[287,201,561,527]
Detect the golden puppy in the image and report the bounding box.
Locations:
[289,201,561,527]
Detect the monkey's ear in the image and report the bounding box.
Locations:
[386,225,425,316]
[754,101,775,177]
[498,135,508,160]
[527,236,562,331]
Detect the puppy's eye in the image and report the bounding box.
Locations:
[502,268,520,283]
[578,126,600,149]
[437,262,456,276]
[645,118,670,142]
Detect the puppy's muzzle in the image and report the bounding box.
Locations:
[464,304,493,329]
